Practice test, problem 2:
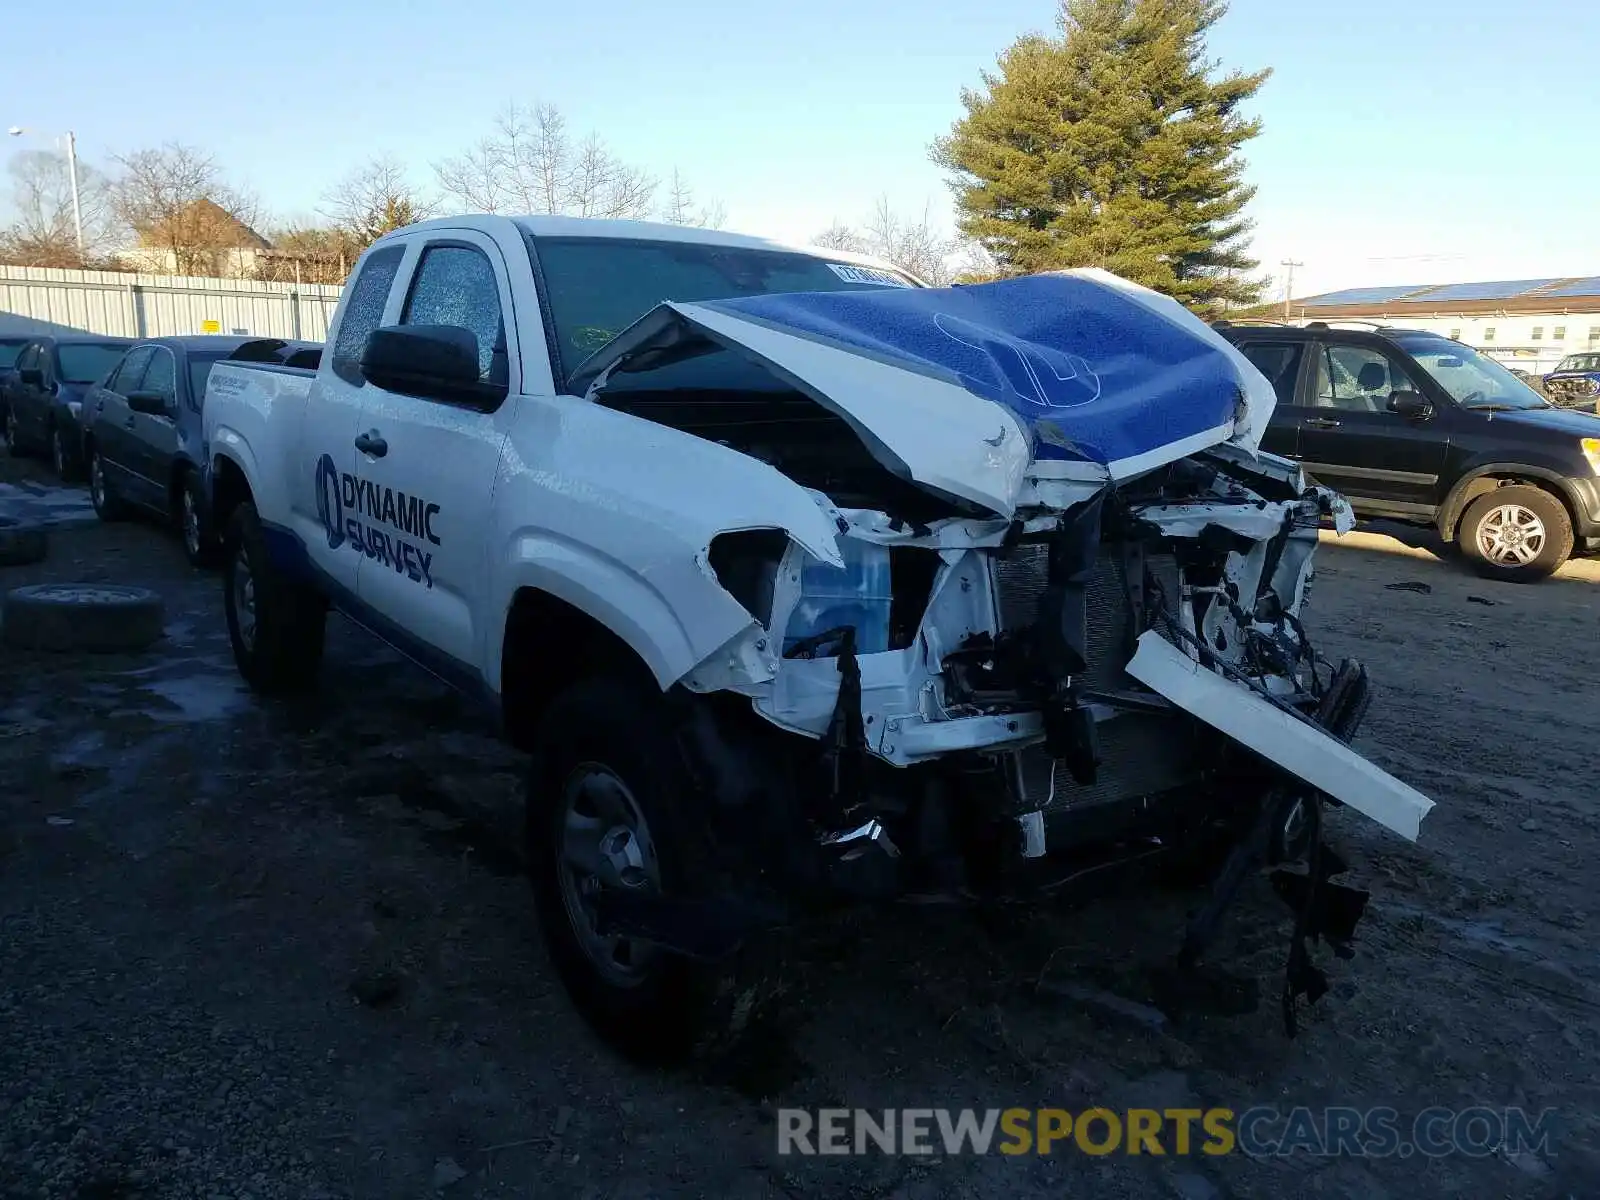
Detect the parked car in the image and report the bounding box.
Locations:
[1215,321,1600,582]
[203,216,1429,1062]
[83,335,322,566]
[1541,352,1600,410]
[1,335,135,475]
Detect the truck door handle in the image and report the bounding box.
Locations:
[1304,417,1341,429]
[124,417,136,429]
[354,431,387,458]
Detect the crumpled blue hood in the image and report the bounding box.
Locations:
[691,271,1264,468]
[575,267,1277,516]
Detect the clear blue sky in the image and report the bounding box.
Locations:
[4,0,1595,299]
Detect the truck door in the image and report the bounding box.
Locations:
[351,232,519,677]
[290,243,407,599]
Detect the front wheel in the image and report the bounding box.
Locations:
[526,677,786,1064]
[1459,484,1572,583]
[223,501,326,693]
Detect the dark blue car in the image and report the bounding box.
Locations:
[83,335,321,566]
[1542,352,1600,410]
[1,335,135,473]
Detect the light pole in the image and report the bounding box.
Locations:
[1280,259,1303,323]
[7,125,84,259]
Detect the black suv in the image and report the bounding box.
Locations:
[1215,321,1600,582]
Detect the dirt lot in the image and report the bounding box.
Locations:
[2,451,1597,1199]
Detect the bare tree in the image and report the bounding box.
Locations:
[110,143,262,276]
[661,168,727,229]
[811,198,955,284]
[863,198,953,285]
[810,221,867,253]
[253,223,355,285]
[321,156,434,249]
[0,150,121,267]
[435,102,674,221]
[949,237,1001,283]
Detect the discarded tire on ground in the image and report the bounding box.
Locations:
[0,518,47,567]
[2,583,166,653]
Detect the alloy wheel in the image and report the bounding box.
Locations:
[1475,503,1546,567]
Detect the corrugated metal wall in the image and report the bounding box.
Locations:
[0,266,343,342]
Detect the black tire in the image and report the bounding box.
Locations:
[526,676,786,1064]
[2,583,165,652]
[178,470,219,569]
[50,423,76,482]
[222,501,325,693]
[0,517,48,567]
[87,445,128,522]
[1459,484,1572,583]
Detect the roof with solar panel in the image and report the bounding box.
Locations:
[1298,276,1600,312]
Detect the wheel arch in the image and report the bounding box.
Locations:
[208,450,257,538]
[499,586,663,753]
[1437,464,1581,544]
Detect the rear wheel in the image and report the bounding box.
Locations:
[1459,484,1572,583]
[178,470,219,568]
[87,446,128,521]
[223,501,326,693]
[527,677,786,1064]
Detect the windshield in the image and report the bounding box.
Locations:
[1394,335,1549,410]
[1555,353,1600,373]
[528,236,917,384]
[188,352,229,404]
[0,339,28,369]
[56,343,132,385]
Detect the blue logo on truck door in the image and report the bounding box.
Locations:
[314,454,440,589]
[315,454,346,550]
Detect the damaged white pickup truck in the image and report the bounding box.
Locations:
[201,215,1434,1061]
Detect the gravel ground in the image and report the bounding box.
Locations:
[1,450,1597,1199]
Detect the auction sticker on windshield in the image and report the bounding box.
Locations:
[826,263,913,288]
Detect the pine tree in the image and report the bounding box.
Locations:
[932,0,1269,315]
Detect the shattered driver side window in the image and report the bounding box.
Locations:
[401,245,506,384]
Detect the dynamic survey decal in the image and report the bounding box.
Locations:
[315,453,439,588]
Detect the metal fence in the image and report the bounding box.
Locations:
[0,265,343,343]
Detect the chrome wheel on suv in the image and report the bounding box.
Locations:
[1474,503,1545,567]
[1460,484,1573,583]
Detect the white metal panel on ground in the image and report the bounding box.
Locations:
[0,266,343,342]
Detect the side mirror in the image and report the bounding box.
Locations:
[126,390,169,416]
[19,367,43,387]
[359,325,503,408]
[1387,390,1433,420]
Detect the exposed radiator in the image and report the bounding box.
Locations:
[1014,711,1198,813]
[994,543,1193,814]
[993,544,1178,690]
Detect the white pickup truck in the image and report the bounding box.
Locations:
[202,215,1433,1060]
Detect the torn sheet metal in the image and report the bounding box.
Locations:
[1125,632,1435,841]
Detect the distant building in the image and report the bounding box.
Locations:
[1289,276,1600,374]
[116,198,273,278]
